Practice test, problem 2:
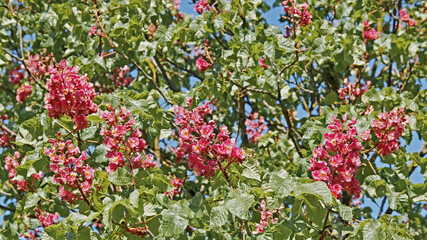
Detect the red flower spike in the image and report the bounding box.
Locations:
[310,115,363,199]
[44,60,98,130]
[173,98,247,179]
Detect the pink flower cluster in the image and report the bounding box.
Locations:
[253,200,284,234]
[8,65,26,85]
[173,98,247,178]
[194,0,210,14]
[100,103,155,174]
[165,177,183,199]
[24,52,53,81]
[4,152,29,191]
[195,56,211,71]
[36,209,60,228]
[16,85,33,103]
[399,9,417,27]
[364,21,379,43]
[363,108,408,156]
[338,79,371,102]
[282,1,312,27]
[258,57,268,69]
[20,229,40,240]
[89,26,98,36]
[4,151,42,192]
[0,115,12,147]
[362,103,374,116]
[148,24,157,39]
[44,135,94,203]
[110,65,133,87]
[245,113,268,143]
[171,0,184,20]
[172,0,181,10]
[309,114,362,199]
[44,60,98,131]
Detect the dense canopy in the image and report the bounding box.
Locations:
[0,0,426,239]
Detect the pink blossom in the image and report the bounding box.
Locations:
[310,115,363,199]
[110,65,134,87]
[25,52,53,81]
[195,56,211,71]
[36,209,60,228]
[399,9,410,22]
[8,65,26,85]
[142,154,156,170]
[44,134,94,202]
[89,25,98,36]
[365,28,379,41]
[282,0,312,29]
[245,113,268,143]
[370,108,408,156]
[258,57,268,69]
[253,200,284,234]
[44,60,98,130]
[194,0,210,14]
[338,79,371,102]
[174,98,246,179]
[399,9,417,27]
[32,171,44,181]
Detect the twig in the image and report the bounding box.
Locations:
[270,58,304,158]
[163,57,204,81]
[93,6,172,105]
[377,196,387,219]
[152,55,179,92]
[319,209,330,240]
[0,204,15,212]
[54,120,77,139]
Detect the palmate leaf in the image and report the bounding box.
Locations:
[107,167,133,186]
[225,189,255,220]
[159,203,189,237]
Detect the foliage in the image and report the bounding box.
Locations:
[0,0,426,239]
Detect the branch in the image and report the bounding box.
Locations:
[213,33,228,50]
[377,196,387,219]
[319,209,331,240]
[2,48,49,92]
[0,204,15,212]
[163,57,204,81]
[93,7,172,106]
[152,55,179,92]
[0,122,17,136]
[270,58,303,158]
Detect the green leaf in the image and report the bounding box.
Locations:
[302,194,326,227]
[159,128,171,139]
[209,205,228,229]
[15,118,44,146]
[24,193,40,209]
[68,212,88,225]
[130,189,140,207]
[160,204,189,237]
[225,190,255,220]
[91,145,109,163]
[86,114,102,123]
[338,205,353,222]
[107,168,133,186]
[269,170,293,198]
[42,223,65,239]
[241,159,261,181]
[143,202,157,217]
[264,41,275,58]
[323,91,338,105]
[301,181,333,205]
